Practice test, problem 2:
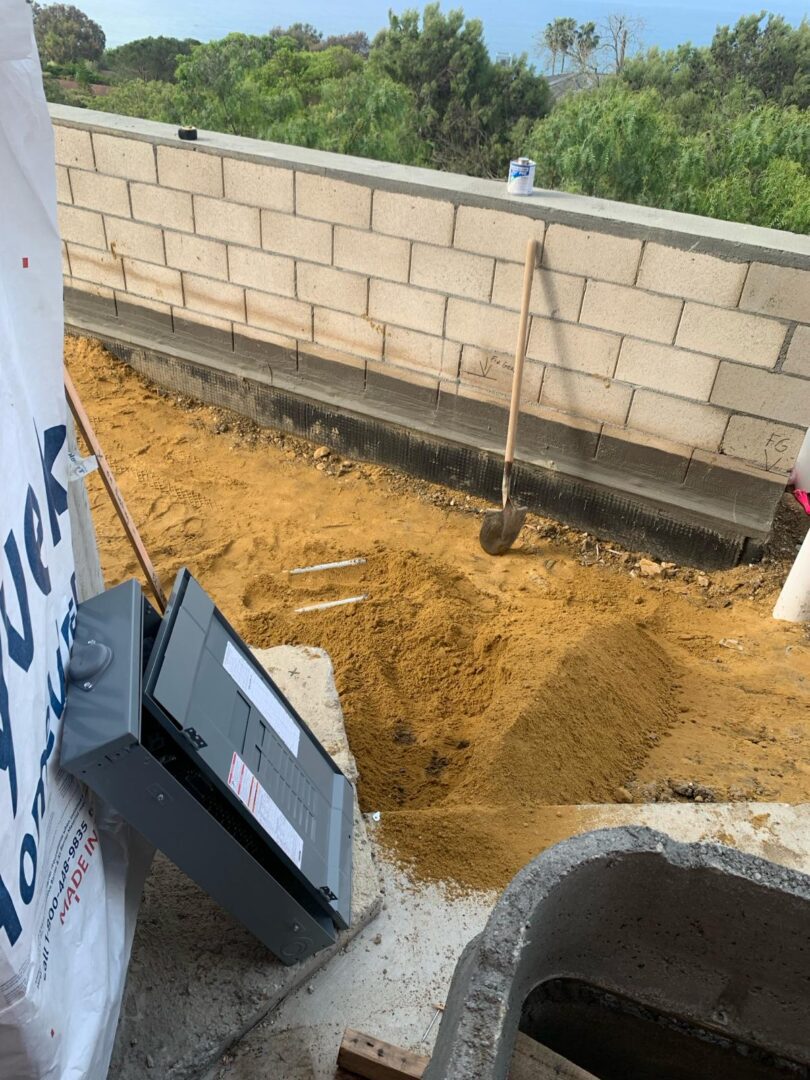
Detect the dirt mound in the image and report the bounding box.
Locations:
[238,544,676,816]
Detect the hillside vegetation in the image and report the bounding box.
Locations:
[39,4,810,231]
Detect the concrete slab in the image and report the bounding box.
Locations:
[210,802,810,1080]
[109,646,382,1080]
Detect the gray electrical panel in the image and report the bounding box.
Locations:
[60,569,353,965]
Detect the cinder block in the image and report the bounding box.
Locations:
[183,273,246,323]
[596,425,691,484]
[296,263,367,315]
[453,205,545,262]
[460,346,543,403]
[59,205,106,249]
[131,182,194,232]
[56,165,72,204]
[445,297,518,353]
[296,172,371,228]
[234,324,298,371]
[711,362,810,427]
[223,158,294,212]
[368,279,445,336]
[372,190,454,244]
[384,327,460,377]
[722,414,806,472]
[562,316,608,383]
[227,246,295,297]
[64,282,116,320]
[365,361,439,414]
[92,133,156,183]
[685,450,788,515]
[67,243,124,289]
[740,262,810,323]
[164,231,228,280]
[410,244,494,301]
[70,170,130,218]
[116,295,173,335]
[246,290,312,340]
[313,308,383,361]
[542,223,642,285]
[519,402,601,464]
[194,195,261,247]
[54,125,94,169]
[105,217,165,264]
[540,366,631,425]
[437,384,508,444]
[333,226,410,282]
[157,146,223,196]
[299,343,366,395]
[173,311,234,355]
[122,258,183,306]
[628,389,729,451]
[784,325,810,378]
[677,301,787,367]
[637,243,747,306]
[491,263,584,322]
[527,317,619,377]
[615,338,718,400]
[261,209,332,264]
[580,280,682,343]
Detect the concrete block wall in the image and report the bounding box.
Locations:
[53,105,810,555]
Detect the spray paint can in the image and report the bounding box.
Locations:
[507,157,536,196]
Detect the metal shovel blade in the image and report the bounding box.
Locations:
[478,500,528,555]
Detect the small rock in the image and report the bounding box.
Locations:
[697,575,710,587]
[306,984,315,994]
[372,933,382,945]
[719,638,744,652]
[615,786,633,803]
[638,558,663,577]
[146,1054,155,1069]
[313,445,331,460]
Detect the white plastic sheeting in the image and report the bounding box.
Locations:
[0,3,149,1076]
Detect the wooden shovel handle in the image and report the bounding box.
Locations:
[65,368,167,613]
[502,237,537,504]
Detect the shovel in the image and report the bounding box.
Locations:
[479,237,537,556]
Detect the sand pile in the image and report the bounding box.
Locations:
[66,336,810,890]
[243,545,677,814]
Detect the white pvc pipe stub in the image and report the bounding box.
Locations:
[773,527,810,622]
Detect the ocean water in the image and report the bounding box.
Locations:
[78,0,807,59]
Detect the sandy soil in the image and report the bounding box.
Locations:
[66,336,810,889]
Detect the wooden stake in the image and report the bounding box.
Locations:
[337,1028,601,1080]
[64,368,167,613]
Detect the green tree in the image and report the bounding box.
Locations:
[538,17,576,74]
[710,13,810,108]
[570,22,601,76]
[269,23,323,49]
[371,5,549,174]
[270,68,426,163]
[105,36,198,82]
[322,31,371,57]
[95,79,182,124]
[32,3,105,66]
[528,83,681,204]
[172,34,278,133]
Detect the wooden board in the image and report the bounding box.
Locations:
[338,1029,600,1080]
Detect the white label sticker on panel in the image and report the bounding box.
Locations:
[227,752,304,868]
[222,641,300,756]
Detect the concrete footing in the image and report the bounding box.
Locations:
[109,646,382,1080]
